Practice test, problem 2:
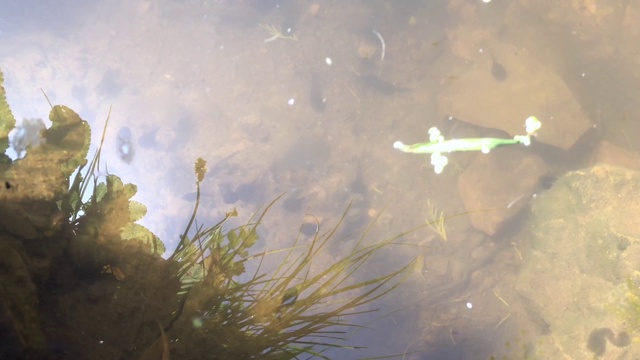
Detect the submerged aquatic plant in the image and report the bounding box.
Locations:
[425,200,447,241]
[0,72,163,264]
[0,68,169,358]
[0,68,426,358]
[165,158,418,359]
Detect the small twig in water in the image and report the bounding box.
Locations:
[493,313,512,332]
[510,242,523,261]
[372,29,385,62]
[493,289,509,307]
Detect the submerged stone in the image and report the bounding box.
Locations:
[516,164,640,358]
[438,41,592,150]
[457,146,547,236]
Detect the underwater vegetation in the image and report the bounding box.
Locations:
[425,200,447,241]
[164,162,416,359]
[614,273,640,333]
[0,68,419,359]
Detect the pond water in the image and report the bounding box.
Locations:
[2,0,640,358]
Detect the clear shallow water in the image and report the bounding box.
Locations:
[2,1,640,358]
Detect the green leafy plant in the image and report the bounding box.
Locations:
[63,109,165,273]
[0,73,164,268]
[0,69,171,358]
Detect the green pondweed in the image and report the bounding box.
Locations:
[164,158,426,359]
[394,116,542,174]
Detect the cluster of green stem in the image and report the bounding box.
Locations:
[394,116,542,174]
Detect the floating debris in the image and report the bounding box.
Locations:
[372,29,385,62]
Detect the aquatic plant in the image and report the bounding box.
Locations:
[425,200,447,241]
[164,158,417,359]
[33,96,166,273]
[0,68,421,358]
[0,68,169,358]
[394,116,542,174]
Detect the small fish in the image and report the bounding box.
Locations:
[280,287,299,307]
[276,286,299,318]
[490,53,507,81]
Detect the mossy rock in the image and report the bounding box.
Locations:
[517,165,640,358]
[0,105,90,239]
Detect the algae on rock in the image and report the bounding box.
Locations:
[0,68,168,357]
[516,165,640,358]
[613,273,640,332]
[0,107,89,242]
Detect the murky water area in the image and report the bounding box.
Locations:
[3,0,640,358]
